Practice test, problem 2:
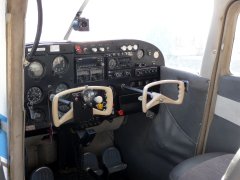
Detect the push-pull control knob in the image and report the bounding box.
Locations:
[94,96,103,104]
[92,47,98,53]
[121,45,127,51]
[99,47,105,52]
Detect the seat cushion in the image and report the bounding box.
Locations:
[170,153,234,180]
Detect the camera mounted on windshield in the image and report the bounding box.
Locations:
[72,17,89,31]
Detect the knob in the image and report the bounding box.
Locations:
[115,72,122,78]
[99,47,105,52]
[127,45,133,51]
[133,44,138,50]
[154,51,160,58]
[125,71,131,76]
[94,96,103,104]
[121,45,127,51]
[92,47,98,52]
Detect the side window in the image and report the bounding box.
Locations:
[230,15,240,76]
[162,1,213,74]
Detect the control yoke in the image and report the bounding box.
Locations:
[52,86,113,127]
[122,80,185,113]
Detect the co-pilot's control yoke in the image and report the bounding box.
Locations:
[122,80,185,113]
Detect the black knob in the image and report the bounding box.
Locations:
[125,71,131,77]
[115,72,122,78]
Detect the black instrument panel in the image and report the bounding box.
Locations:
[24,39,164,133]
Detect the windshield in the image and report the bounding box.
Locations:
[25,0,213,73]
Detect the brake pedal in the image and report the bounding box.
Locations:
[83,152,103,176]
[102,147,127,174]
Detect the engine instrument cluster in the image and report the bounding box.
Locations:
[24,40,164,133]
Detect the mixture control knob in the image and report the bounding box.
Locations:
[94,96,103,104]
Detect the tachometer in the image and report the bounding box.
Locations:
[27,87,43,105]
[28,61,44,78]
[52,56,68,75]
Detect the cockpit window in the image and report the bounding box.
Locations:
[25,0,213,74]
[230,14,240,76]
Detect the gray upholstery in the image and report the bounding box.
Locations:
[0,163,5,180]
[115,67,209,180]
[206,76,240,153]
[30,167,54,180]
[222,148,240,180]
[170,153,234,180]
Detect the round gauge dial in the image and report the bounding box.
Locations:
[56,83,68,94]
[27,87,43,105]
[52,56,68,75]
[28,61,44,78]
[137,49,144,59]
[108,59,117,69]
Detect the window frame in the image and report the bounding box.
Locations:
[218,1,240,76]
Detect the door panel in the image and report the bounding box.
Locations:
[0,163,5,180]
[206,76,240,153]
[160,67,209,142]
[114,67,209,180]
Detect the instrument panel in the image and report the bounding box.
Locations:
[24,39,164,133]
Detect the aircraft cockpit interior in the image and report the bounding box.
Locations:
[25,35,187,178]
[22,0,233,180]
[24,1,188,178]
